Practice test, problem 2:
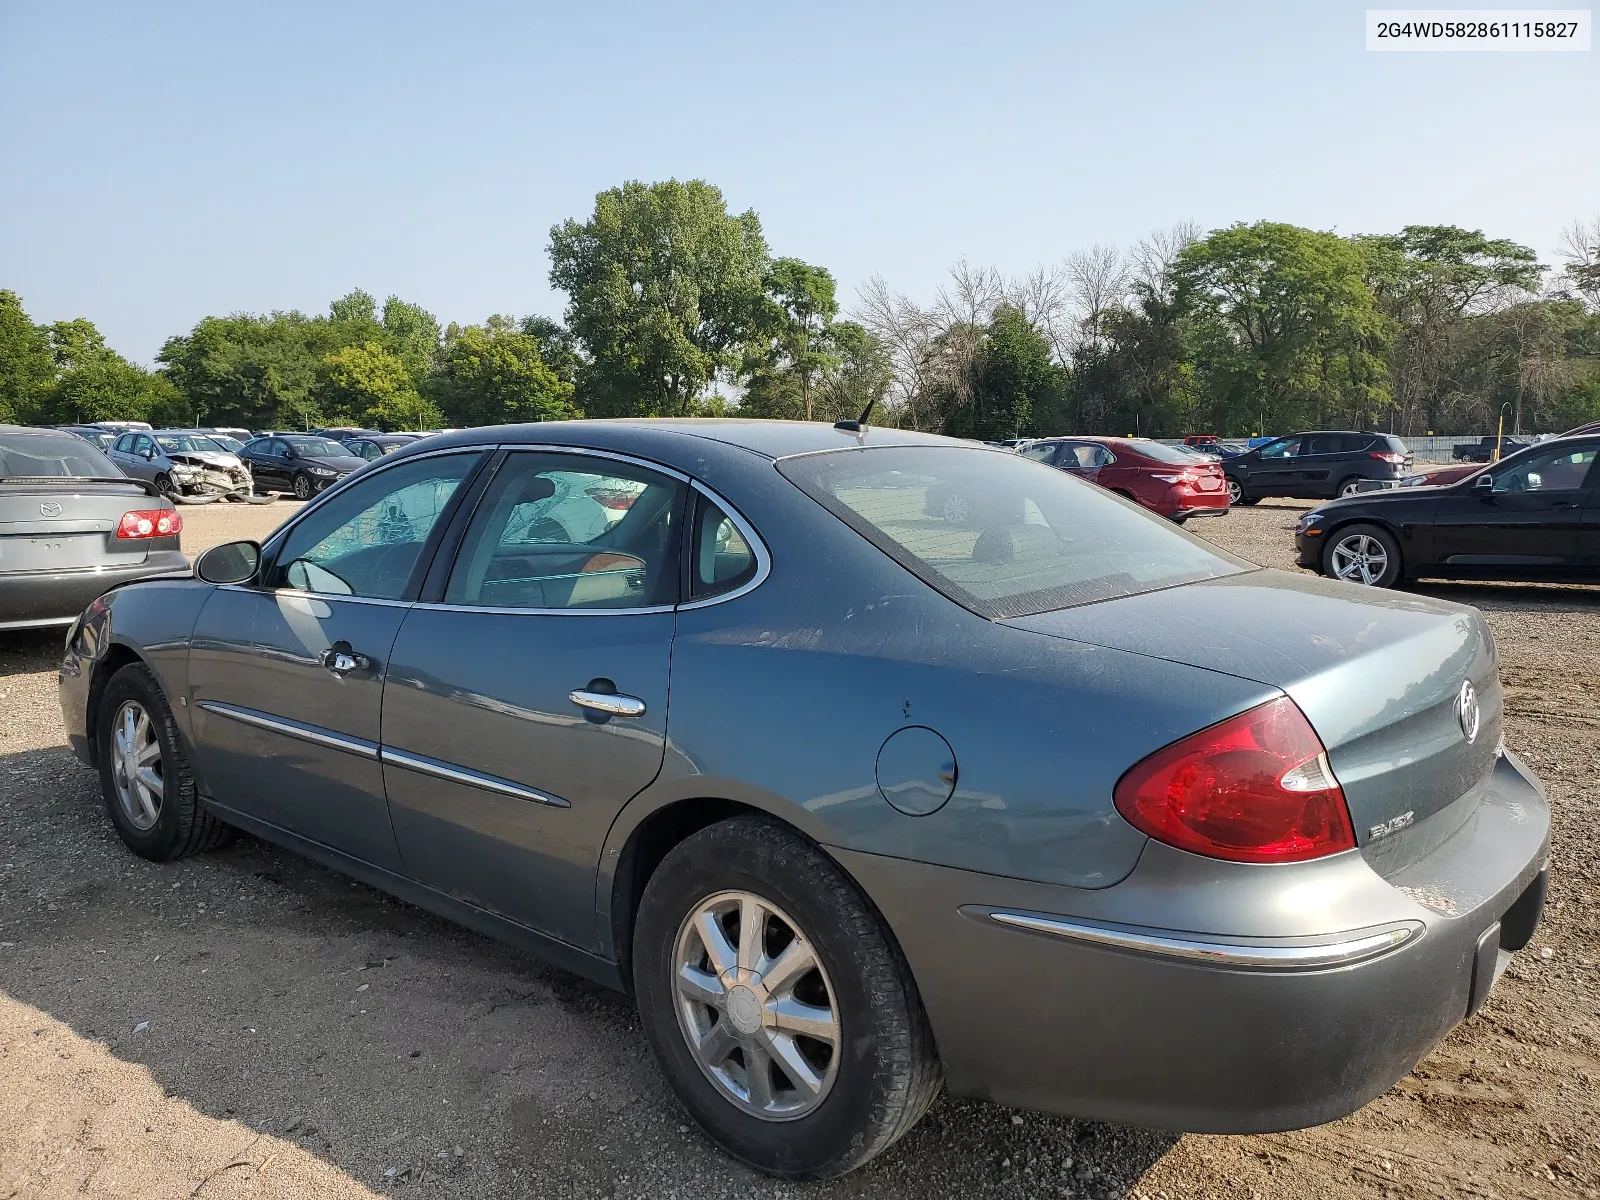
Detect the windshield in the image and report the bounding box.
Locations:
[156,434,230,454]
[0,433,122,478]
[777,445,1249,618]
[285,437,349,458]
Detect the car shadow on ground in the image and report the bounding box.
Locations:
[0,742,1180,1198]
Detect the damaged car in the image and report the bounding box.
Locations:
[107,430,265,504]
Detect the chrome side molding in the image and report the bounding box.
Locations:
[380,746,569,808]
[978,908,1422,970]
[196,701,379,760]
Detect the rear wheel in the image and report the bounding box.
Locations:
[939,493,969,525]
[291,472,313,500]
[1225,477,1255,506]
[1322,523,1402,588]
[1337,476,1366,497]
[633,816,940,1179]
[96,664,232,861]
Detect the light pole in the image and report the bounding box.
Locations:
[1492,402,1512,463]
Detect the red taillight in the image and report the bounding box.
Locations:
[1113,697,1355,863]
[1370,452,1406,464]
[116,509,183,539]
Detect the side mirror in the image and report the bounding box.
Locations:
[1474,474,1493,491]
[143,448,157,460]
[282,447,297,460]
[195,540,261,585]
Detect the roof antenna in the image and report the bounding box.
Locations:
[834,397,877,434]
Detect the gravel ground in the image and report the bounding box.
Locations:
[1,498,1596,1200]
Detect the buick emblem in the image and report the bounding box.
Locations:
[1455,680,1480,744]
[39,501,62,517]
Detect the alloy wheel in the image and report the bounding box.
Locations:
[1329,533,1388,585]
[154,473,175,497]
[941,495,970,525]
[111,700,163,831]
[1340,479,1365,496]
[293,474,312,500]
[672,890,841,1121]
[1226,479,1242,505]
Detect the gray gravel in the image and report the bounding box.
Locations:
[1,499,1595,1199]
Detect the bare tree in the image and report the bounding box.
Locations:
[1063,243,1129,354]
[1558,216,1600,311]
[856,275,940,429]
[1129,221,1201,302]
[1007,264,1076,366]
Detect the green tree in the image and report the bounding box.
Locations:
[549,179,771,417]
[429,323,577,427]
[1173,222,1393,432]
[0,290,54,422]
[743,259,840,421]
[381,296,442,385]
[942,307,1062,441]
[518,315,580,385]
[321,341,443,429]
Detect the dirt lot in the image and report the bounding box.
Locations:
[2,498,1596,1199]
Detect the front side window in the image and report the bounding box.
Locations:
[778,446,1248,619]
[1492,445,1597,494]
[1258,437,1302,460]
[444,453,683,610]
[1019,444,1055,462]
[271,453,481,599]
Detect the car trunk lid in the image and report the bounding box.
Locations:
[1007,569,1501,876]
[0,480,159,572]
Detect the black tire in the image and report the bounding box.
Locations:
[1336,475,1366,497]
[1320,521,1403,588]
[96,663,232,861]
[291,472,313,500]
[153,472,176,497]
[633,816,940,1179]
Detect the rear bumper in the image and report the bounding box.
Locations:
[1173,503,1228,520]
[0,551,189,630]
[830,751,1548,1132]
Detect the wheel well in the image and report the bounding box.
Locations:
[608,797,777,992]
[84,644,145,767]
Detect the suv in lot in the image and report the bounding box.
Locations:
[1224,431,1410,505]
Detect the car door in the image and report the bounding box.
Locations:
[1246,436,1303,495]
[1429,442,1597,573]
[379,449,690,950]
[106,434,136,475]
[114,434,157,483]
[186,450,486,871]
[1294,434,1348,496]
[1580,456,1600,573]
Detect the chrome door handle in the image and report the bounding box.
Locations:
[320,647,371,676]
[568,689,646,718]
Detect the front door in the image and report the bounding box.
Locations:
[381,450,687,950]
[187,450,484,871]
[1247,436,1303,495]
[1430,442,1597,573]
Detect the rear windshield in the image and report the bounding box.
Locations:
[1121,440,1199,465]
[777,445,1249,618]
[0,433,121,478]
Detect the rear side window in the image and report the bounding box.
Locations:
[777,446,1248,619]
[1303,435,1347,455]
[0,433,120,477]
[444,453,684,610]
[691,495,759,599]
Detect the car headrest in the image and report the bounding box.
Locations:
[971,526,1017,565]
[513,476,556,505]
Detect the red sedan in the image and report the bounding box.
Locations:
[1020,436,1230,522]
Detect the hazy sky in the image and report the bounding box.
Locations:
[2,0,1596,364]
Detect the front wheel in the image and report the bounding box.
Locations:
[291,472,313,500]
[633,816,940,1179]
[1322,522,1402,587]
[153,472,176,497]
[96,664,232,861]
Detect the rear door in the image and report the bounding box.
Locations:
[1571,446,1600,574]
[1296,434,1350,496]
[187,450,484,871]
[380,449,689,950]
[1430,441,1597,573]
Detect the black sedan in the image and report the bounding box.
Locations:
[1296,434,1600,586]
[237,434,366,500]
